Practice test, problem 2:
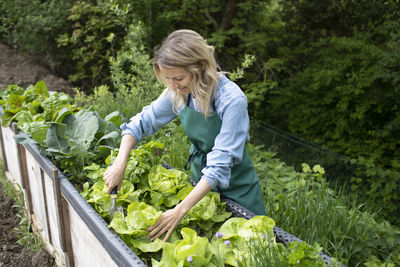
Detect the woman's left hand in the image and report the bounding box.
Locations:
[147,206,186,242]
[147,178,212,242]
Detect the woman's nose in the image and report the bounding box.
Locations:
[169,80,178,89]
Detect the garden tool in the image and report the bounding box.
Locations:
[109,187,124,220]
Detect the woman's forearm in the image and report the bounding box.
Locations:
[176,177,212,213]
[104,134,137,193]
[114,134,137,166]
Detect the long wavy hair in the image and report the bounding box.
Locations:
[153,29,219,116]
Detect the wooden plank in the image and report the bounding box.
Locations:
[14,124,27,191]
[1,126,21,184]
[0,125,9,171]
[52,168,68,257]
[62,196,74,267]
[66,199,118,267]
[25,150,49,240]
[20,144,33,215]
[40,168,52,245]
[42,170,62,255]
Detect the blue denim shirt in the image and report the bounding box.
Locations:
[120,75,250,190]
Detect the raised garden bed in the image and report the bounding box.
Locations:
[0,108,343,266]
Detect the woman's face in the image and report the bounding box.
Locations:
[159,66,193,95]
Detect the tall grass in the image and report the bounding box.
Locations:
[236,238,287,267]
[247,144,400,266]
[264,178,357,264]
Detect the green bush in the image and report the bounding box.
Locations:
[0,0,74,72]
[351,157,400,226]
[74,21,164,119]
[275,29,400,163]
[264,22,400,225]
[56,0,133,90]
[109,22,164,113]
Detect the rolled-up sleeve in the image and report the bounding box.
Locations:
[202,92,250,190]
[120,89,177,142]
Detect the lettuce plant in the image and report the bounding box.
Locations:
[152,227,219,267]
[81,142,289,266]
[110,201,162,237]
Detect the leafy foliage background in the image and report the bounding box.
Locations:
[1,0,399,229]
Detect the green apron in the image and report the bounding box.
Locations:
[179,94,266,215]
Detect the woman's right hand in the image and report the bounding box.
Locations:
[104,160,126,194]
[103,134,137,194]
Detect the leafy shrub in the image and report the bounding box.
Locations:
[56,0,133,90]
[0,0,75,72]
[74,21,164,119]
[109,22,164,113]
[265,23,400,225]
[275,30,400,164]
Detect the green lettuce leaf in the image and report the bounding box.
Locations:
[187,191,231,222]
[130,236,165,253]
[110,201,162,237]
[152,228,218,267]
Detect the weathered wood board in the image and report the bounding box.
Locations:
[1,126,22,185]
[25,150,49,242]
[43,169,63,253]
[66,199,118,267]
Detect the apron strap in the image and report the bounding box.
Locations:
[187,93,216,112]
[187,93,192,107]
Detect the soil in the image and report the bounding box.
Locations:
[0,42,74,95]
[0,181,55,267]
[0,41,73,266]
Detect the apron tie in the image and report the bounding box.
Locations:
[184,144,207,171]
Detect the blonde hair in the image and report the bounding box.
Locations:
[153,29,219,116]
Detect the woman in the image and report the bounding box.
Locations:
[104,29,266,242]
